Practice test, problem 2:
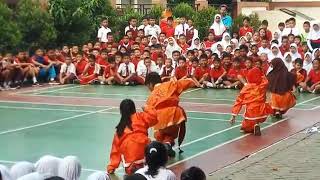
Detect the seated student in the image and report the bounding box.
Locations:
[186,50,195,68]
[151,44,164,62]
[98,56,117,85]
[186,19,199,45]
[15,50,38,85]
[294,36,304,56]
[171,50,181,68]
[119,35,132,50]
[255,58,269,75]
[175,56,188,80]
[249,44,260,63]
[307,22,320,51]
[301,58,320,93]
[290,43,302,61]
[78,54,100,85]
[267,58,296,119]
[155,56,164,74]
[208,57,226,88]
[70,45,80,60]
[209,14,226,41]
[45,49,63,77]
[290,58,307,91]
[238,58,253,84]
[131,49,141,68]
[1,55,17,89]
[223,57,242,89]
[283,52,294,71]
[188,57,199,77]
[258,39,270,55]
[59,56,76,85]
[203,32,216,49]
[108,99,157,175]
[96,49,109,70]
[230,68,273,135]
[135,141,176,180]
[115,53,136,85]
[31,48,57,83]
[181,167,206,180]
[239,17,254,37]
[303,52,313,74]
[160,58,175,82]
[221,53,232,73]
[177,34,190,55]
[58,156,81,180]
[136,57,157,85]
[192,54,210,87]
[161,16,175,38]
[75,53,88,76]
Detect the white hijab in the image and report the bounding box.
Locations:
[210,14,226,36]
[220,32,231,50]
[17,172,46,180]
[211,42,223,58]
[283,52,294,71]
[148,35,159,46]
[231,38,239,49]
[35,155,62,177]
[289,43,302,60]
[188,36,201,50]
[307,21,320,40]
[312,48,319,60]
[0,164,13,180]
[58,156,81,180]
[268,44,283,62]
[165,37,181,59]
[304,52,313,74]
[87,171,110,180]
[10,162,35,180]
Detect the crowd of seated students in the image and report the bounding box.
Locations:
[1,4,320,93]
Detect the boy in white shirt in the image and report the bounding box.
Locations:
[138,17,149,31]
[160,58,175,82]
[136,57,157,84]
[59,56,76,84]
[175,16,189,39]
[97,19,112,43]
[283,18,300,36]
[116,53,136,85]
[144,17,161,37]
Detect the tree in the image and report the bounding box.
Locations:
[16,0,57,49]
[0,0,21,52]
[193,6,218,39]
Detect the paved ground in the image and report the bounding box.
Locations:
[209,123,320,180]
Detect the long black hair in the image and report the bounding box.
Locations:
[116,99,136,137]
[181,166,206,180]
[145,72,161,86]
[145,141,168,177]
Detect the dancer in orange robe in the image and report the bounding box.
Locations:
[230,68,273,135]
[267,58,296,119]
[144,72,196,157]
[107,99,157,175]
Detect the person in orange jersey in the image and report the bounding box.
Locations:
[144,72,196,157]
[267,58,296,119]
[107,99,157,175]
[230,68,273,136]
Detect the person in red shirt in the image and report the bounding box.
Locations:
[15,50,38,85]
[203,32,216,49]
[98,56,117,85]
[249,44,260,63]
[209,58,226,88]
[301,58,320,93]
[290,58,307,91]
[294,36,304,57]
[131,49,141,68]
[223,57,242,89]
[239,17,254,37]
[97,49,109,70]
[221,53,232,73]
[125,17,139,40]
[279,36,290,55]
[161,16,175,38]
[238,58,253,85]
[160,58,175,82]
[178,34,190,55]
[74,53,87,76]
[175,56,188,80]
[78,54,100,85]
[261,20,272,42]
[192,54,210,87]
[186,19,197,44]
[118,35,132,50]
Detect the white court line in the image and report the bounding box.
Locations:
[0,107,115,136]
[13,84,72,94]
[310,105,320,110]
[0,100,108,108]
[182,88,202,94]
[168,118,289,168]
[33,85,84,95]
[296,96,320,106]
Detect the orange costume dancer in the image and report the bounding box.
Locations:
[107,99,157,175]
[230,68,273,135]
[267,58,296,119]
[144,72,195,157]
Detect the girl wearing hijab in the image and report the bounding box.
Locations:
[58,156,81,180]
[0,164,12,180]
[188,37,202,50]
[108,99,157,175]
[210,42,224,58]
[283,52,294,71]
[307,21,320,51]
[165,37,181,59]
[35,155,62,178]
[239,36,247,46]
[268,44,283,62]
[10,162,35,180]
[267,58,296,119]
[220,32,231,50]
[230,68,273,135]
[87,171,110,180]
[289,43,302,61]
[135,141,176,180]
[148,35,159,47]
[209,14,226,41]
[312,48,320,60]
[303,52,313,74]
[301,58,320,93]
[230,38,239,50]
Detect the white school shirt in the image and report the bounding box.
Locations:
[97,26,111,43]
[117,62,136,77]
[136,166,177,180]
[138,24,146,30]
[60,63,76,75]
[137,64,158,77]
[282,27,300,36]
[174,23,189,36]
[144,24,161,37]
[258,47,270,55]
[125,25,137,34]
[155,65,164,74]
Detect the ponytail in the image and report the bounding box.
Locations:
[116,99,136,137]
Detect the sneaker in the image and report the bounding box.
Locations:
[164,143,176,158]
[100,81,105,85]
[254,124,261,136]
[125,82,130,86]
[275,112,282,119]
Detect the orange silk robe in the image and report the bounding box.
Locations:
[145,79,195,131]
[107,108,157,174]
[271,92,296,112]
[232,76,273,132]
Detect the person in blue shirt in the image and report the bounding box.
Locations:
[219,4,233,32]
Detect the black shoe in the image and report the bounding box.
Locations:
[254,124,261,136]
[164,143,176,158]
[275,112,282,119]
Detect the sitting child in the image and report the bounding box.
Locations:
[59,56,76,84]
[78,54,100,85]
[159,58,175,82]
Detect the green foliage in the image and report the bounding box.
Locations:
[193,6,218,39]
[232,13,261,34]
[16,0,56,49]
[167,0,195,4]
[0,0,22,52]
[172,3,195,18]
[148,5,165,21]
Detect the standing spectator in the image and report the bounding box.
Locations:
[125,17,139,40]
[276,22,285,38]
[307,21,320,51]
[186,19,199,44]
[219,4,232,31]
[301,21,311,43]
[97,19,112,44]
[261,20,272,42]
[175,16,189,38]
[161,17,175,38]
[239,17,254,37]
[138,16,149,31]
[144,17,161,37]
[209,14,226,41]
[283,18,300,36]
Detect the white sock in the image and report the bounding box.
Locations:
[33,77,37,83]
[206,82,214,88]
[50,78,54,82]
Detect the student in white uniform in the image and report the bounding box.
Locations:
[59,56,76,84]
[97,19,112,43]
[135,141,176,180]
